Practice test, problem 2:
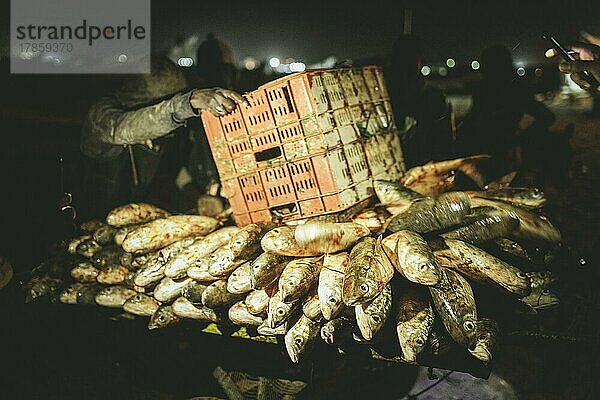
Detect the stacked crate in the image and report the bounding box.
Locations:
[201,65,405,226]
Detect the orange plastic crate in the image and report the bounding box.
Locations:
[202,65,405,225]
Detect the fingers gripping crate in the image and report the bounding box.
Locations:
[202,65,405,225]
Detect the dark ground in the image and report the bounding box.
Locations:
[0,69,599,399]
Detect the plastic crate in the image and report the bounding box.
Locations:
[202,65,405,225]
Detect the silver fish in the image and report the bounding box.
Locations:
[207,246,247,278]
[181,281,208,305]
[342,236,394,306]
[122,215,222,254]
[428,268,478,348]
[318,252,348,320]
[106,202,170,227]
[228,301,264,326]
[59,283,85,305]
[226,261,253,295]
[201,279,244,309]
[441,208,520,245]
[435,239,531,298]
[261,226,323,257]
[469,317,499,363]
[164,227,240,278]
[355,283,392,341]
[386,192,472,233]
[95,285,137,308]
[245,289,271,316]
[123,293,160,316]
[148,304,181,330]
[229,223,273,260]
[294,222,370,254]
[250,252,293,290]
[382,231,440,286]
[284,315,321,363]
[267,289,299,329]
[70,262,100,283]
[393,282,434,363]
[172,296,220,322]
[302,294,323,322]
[373,179,426,206]
[153,277,192,303]
[279,257,322,303]
[469,197,561,247]
[96,265,129,285]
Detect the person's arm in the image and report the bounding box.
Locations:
[80,88,247,158]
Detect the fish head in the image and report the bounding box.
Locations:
[355,305,384,341]
[148,306,179,330]
[397,311,432,362]
[521,288,560,310]
[280,274,304,302]
[409,260,441,286]
[126,293,150,307]
[321,293,343,320]
[373,180,400,203]
[285,323,311,363]
[342,270,380,306]
[268,292,290,329]
[94,287,114,305]
[59,286,79,304]
[470,341,492,363]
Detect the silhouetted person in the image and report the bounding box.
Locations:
[386,34,456,168]
[196,32,239,90]
[79,54,246,217]
[457,44,555,180]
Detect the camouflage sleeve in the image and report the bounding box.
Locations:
[80,91,198,158]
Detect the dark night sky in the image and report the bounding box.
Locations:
[151,0,600,67]
[1,0,600,68]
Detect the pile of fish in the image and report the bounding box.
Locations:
[23,155,563,366]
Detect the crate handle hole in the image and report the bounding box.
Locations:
[254,146,282,162]
[271,203,297,217]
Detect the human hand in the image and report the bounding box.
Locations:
[190,87,249,116]
[545,41,600,91]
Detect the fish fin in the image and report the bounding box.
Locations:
[375,235,396,282]
[456,155,491,188]
[484,170,518,190]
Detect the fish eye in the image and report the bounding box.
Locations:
[416,338,425,345]
[542,289,550,295]
[464,321,475,331]
[517,272,527,279]
[372,315,381,323]
[329,297,337,304]
[360,283,369,292]
[276,308,285,316]
[294,337,303,346]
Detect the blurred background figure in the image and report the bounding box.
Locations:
[386,34,456,168]
[457,44,556,180]
[196,32,239,90]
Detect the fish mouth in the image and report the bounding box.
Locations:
[469,345,492,363]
